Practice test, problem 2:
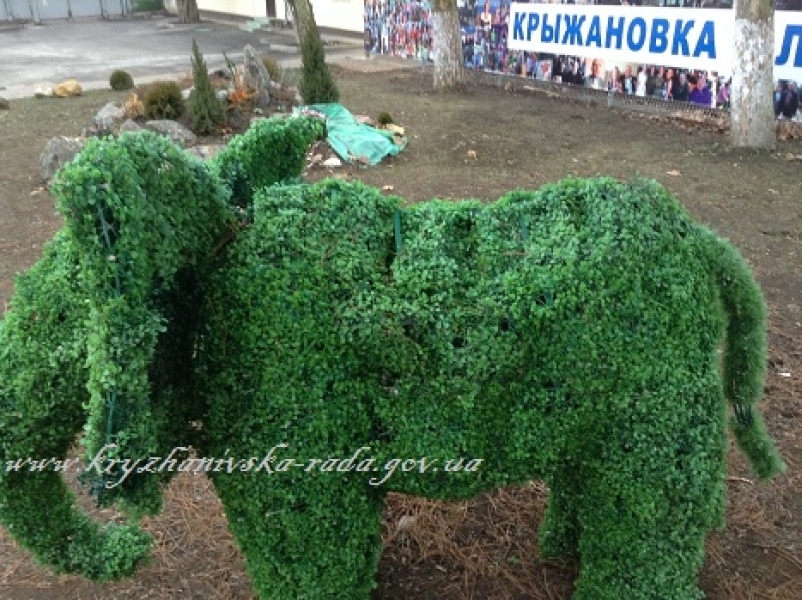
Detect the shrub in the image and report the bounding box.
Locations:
[0,126,231,577]
[188,38,226,135]
[109,69,134,91]
[261,55,282,82]
[121,92,145,119]
[377,111,394,126]
[277,66,301,89]
[0,119,326,586]
[299,21,339,104]
[0,232,154,580]
[142,80,184,120]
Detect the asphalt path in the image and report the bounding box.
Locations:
[0,16,363,99]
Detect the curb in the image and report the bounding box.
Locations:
[0,54,421,101]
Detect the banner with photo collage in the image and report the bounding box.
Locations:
[362,0,554,77]
[364,1,802,86]
[363,0,434,61]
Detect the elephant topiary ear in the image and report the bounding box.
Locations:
[53,131,230,516]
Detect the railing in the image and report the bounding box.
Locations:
[464,67,728,120]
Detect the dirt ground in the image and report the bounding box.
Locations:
[0,64,800,599]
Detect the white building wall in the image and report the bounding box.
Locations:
[276,0,291,21]
[309,0,363,33]
[197,0,267,18]
[197,0,358,32]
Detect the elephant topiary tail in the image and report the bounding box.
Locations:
[706,230,786,480]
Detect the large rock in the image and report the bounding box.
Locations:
[34,84,54,98]
[80,125,105,139]
[0,97,9,110]
[777,118,802,141]
[39,136,85,182]
[144,120,197,147]
[119,119,143,134]
[94,102,125,128]
[243,44,271,110]
[186,144,226,160]
[53,79,83,98]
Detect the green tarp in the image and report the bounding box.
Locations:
[294,103,406,166]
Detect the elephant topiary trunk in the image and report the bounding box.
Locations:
[0,118,784,599]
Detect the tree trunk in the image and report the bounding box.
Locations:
[177,0,200,24]
[285,0,301,47]
[28,0,40,24]
[431,0,465,89]
[284,0,315,50]
[730,0,776,149]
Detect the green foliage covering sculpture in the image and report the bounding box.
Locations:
[0,116,785,600]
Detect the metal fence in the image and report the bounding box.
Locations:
[0,0,139,22]
[465,68,728,121]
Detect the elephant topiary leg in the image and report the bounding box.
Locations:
[212,474,385,600]
[538,461,582,560]
[569,389,726,600]
[571,487,713,600]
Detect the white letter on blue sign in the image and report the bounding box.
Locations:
[605,16,625,50]
[672,19,694,56]
[627,17,647,52]
[649,18,670,53]
[586,16,602,48]
[693,21,716,58]
[562,14,586,46]
[776,25,802,66]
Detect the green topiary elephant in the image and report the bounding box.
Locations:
[0,118,785,600]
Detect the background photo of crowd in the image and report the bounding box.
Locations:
[363,0,801,117]
[363,0,434,61]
